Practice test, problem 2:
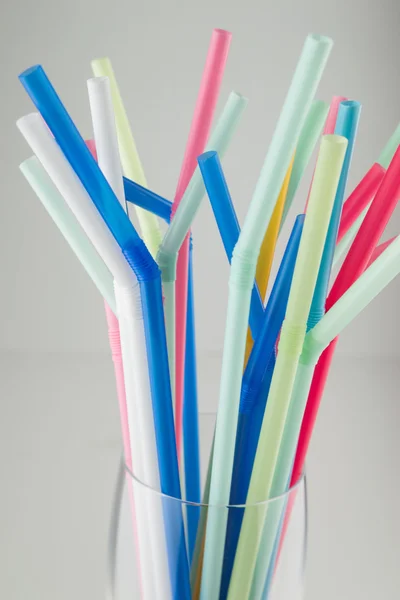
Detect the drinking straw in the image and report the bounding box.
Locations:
[199,34,334,600]
[90,59,162,256]
[156,92,248,411]
[18,66,190,598]
[228,134,347,600]
[170,29,232,464]
[291,142,400,490]
[219,215,304,599]
[280,99,329,227]
[368,236,396,265]
[251,232,400,600]
[197,149,264,336]
[17,117,165,599]
[333,205,370,268]
[20,156,116,313]
[299,95,346,215]
[183,236,201,562]
[86,79,172,598]
[307,100,361,330]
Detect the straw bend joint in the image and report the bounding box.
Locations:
[230,247,258,289]
[299,331,326,365]
[156,248,177,283]
[122,239,160,282]
[278,320,307,357]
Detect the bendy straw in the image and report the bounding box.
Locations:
[291,142,400,490]
[18,66,191,597]
[17,117,166,599]
[220,215,304,598]
[199,34,333,600]
[86,83,171,598]
[171,29,232,463]
[183,237,201,561]
[197,149,264,335]
[156,91,248,408]
[90,58,162,255]
[20,156,116,313]
[252,232,400,600]
[228,134,347,600]
[280,99,329,227]
[124,176,173,222]
[307,100,361,329]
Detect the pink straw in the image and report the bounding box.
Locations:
[337,163,386,243]
[304,96,347,212]
[172,28,232,459]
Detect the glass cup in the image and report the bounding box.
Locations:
[107,414,307,600]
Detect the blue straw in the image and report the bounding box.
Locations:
[307,100,361,329]
[19,65,191,600]
[219,215,304,598]
[124,176,173,223]
[183,236,201,562]
[197,151,264,337]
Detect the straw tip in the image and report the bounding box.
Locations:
[16,112,40,130]
[19,65,42,80]
[212,28,232,40]
[197,150,217,164]
[323,134,348,147]
[87,75,109,87]
[91,57,111,69]
[339,99,362,110]
[307,33,333,48]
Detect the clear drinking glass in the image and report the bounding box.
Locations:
[107,414,307,600]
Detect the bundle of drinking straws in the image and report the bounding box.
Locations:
[17,29,400,600]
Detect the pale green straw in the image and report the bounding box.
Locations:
[333,121,400,269]
[157,92,248,393]
[198,34,333,600]
[20,156,116,313]
[251,232,400,598]
[91,57,162,256]
[228,134,347,600]
[280,99,329,228]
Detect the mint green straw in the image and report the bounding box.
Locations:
[91,57,162,256]
[157,91,248,392]
[227,134,347,599]
[199,34,333,600]
[20,156,116,313]
[280,99,329,228]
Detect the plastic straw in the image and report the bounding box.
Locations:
[200,34,333,600]
[334,205,369,268]
[377,122,400,169]
[18,66,190,597]
[228,134,347,600]
[20,156,116,313]
[301,95,346,214]
[171,29,232,463]
[220,215,304,598]
[183,237,201,561]
[307,100,361,329]
[90,58,162,255]
[86,85,172,598]
[254,234,400,600]
[157,92,248,408]
[291,143,400,490]
[124,176,173,222]
[280,99,329,227]
[198,150,264,336]
[17,116,167,599]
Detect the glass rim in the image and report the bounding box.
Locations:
[123,460,306,509]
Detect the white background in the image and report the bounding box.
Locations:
[1,0,399,598]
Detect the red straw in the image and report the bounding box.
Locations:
[292,143,400,487]
[172,29,231,459]
[337,163,385,243]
